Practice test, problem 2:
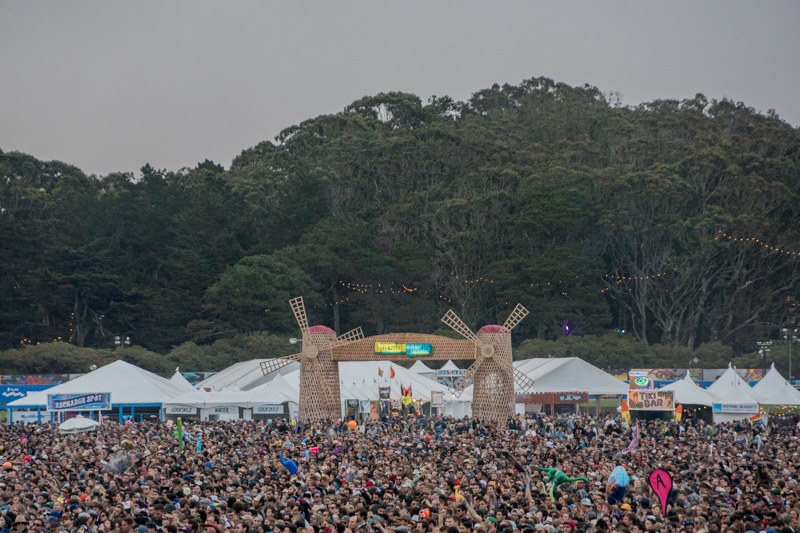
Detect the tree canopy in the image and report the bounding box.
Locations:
[1,77,798,373]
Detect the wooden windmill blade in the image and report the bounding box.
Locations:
[441,310,481,346]
[513,368,534,391]
[327,327,364,349]
[448,360,478,398]
[289,296,309,333]
[261,352,303,376]
[503,304,529,332]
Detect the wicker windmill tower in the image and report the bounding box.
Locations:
[441,304,533,421]
[260,296,364,422]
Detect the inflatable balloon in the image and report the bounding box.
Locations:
[606,465,630,505]
[267,419,273,425]
[348,420,357,430]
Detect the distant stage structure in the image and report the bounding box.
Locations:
[259,296,533,421]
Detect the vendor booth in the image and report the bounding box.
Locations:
[6,360,191,423]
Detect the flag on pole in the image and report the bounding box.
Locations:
[378,368,384,377]
[622,421,640,453]
[390,367,396,379]
[749,414,762,424]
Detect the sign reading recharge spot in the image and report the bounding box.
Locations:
[374,342,432,357]
[47,393,111,411]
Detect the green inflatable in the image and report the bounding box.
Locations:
[535,467,589,502]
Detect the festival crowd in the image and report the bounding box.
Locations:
[0,413,797,533]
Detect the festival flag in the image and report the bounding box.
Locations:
[749,414,762,424]
[620,400,631,426]
[622,421,640,453]
[378,368,384,377]
[674,404,683,422]
[390,367,396,379]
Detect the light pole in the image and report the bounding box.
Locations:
[783,328,799,380]
[757,341,773,373]
[115,336,131,348]
[289,338,302,345]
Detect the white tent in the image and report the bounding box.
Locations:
[282,360,472,417]
[441,360,460,371]
[754,364,800,406]
[410,361,434,373]
[59,415,100,434]
[195,359,300,391]
[170,368,196,392]
[168,373,300,409]
[409,360,437,381]
[8,360,189,409]
[706,365,764,423]
[511,358,628,396]
[659,373,717,407]
[707,365,767,402]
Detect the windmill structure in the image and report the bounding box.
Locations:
[441,304,534,421]
[260,296,533,422]
[259,296,364,422]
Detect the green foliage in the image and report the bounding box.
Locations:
[1,76,799,375]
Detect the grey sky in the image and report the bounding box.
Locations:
[1,1,798,177]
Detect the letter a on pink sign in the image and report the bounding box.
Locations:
[648,469,673,512]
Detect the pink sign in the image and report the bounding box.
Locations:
[648,469,673,512]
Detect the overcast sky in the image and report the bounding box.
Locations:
[1,2,798,177]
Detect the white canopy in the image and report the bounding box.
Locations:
[170,368,196,392]
[167,374,300,409]
[195,359,300,391]
[659,373,717,407]
[282,361,471,403]
[707,365,767,402]
[440,360,460,371]
[59,415,100,434]
[410,360,434,373]
[753,364,800,405]
[513,358,629,396]
[8,360,189,408]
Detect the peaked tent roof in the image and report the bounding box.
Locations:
[514,357,629,396]
[195,359,301,391]
[707,365,767,402]
[441,360,460,371]
[170,368,196,392]
[9,360,189,407]
[753,364,800,405]
[167,373,300,409]
[660,373,718,406]
[410,360,434,373]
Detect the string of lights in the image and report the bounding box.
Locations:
[716,233,800,257]
[605,269,677,281]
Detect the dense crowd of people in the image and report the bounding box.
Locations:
[0,413,797,533]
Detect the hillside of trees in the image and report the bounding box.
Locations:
[1,77,798,374]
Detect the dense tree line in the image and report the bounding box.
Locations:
[1,77,798,373]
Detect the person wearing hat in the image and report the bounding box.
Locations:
[12,515,28,533]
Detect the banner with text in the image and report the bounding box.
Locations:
[628,390,674,411]
[47,393,111,411]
